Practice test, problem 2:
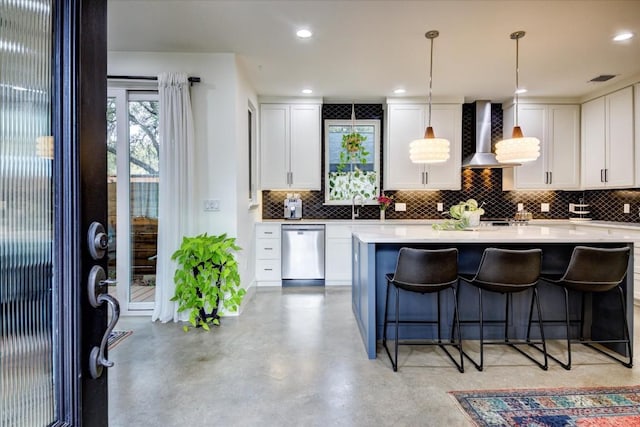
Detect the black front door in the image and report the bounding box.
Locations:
[0,0,111,425]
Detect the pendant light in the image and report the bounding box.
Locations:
[409,30,450,164]
[495,31,540,164]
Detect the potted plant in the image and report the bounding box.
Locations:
[433,199,485,230]
[170,233,246,331]
[336,131,368,172]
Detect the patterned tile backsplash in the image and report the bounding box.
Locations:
[262,103,640,222]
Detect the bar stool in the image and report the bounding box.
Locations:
[458,248,547,371]
[382,247,463,372]
[531,246,632,369]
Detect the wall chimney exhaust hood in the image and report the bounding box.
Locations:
[461,100,520,169]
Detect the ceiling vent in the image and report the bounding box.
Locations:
[589,74,616,82]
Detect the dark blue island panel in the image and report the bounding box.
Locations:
[352,237,634,360]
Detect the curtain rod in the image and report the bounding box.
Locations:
[107,75,201,85]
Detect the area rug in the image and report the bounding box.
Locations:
[107,330,133,350]
[450,386,640,426]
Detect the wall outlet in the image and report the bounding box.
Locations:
[540,203,550,212]
[203,199,220,212]
[394,202,406,212]
[437,203,444,212]
[624,203,630,213]
[517,203,524,211]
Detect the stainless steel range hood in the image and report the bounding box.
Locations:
[461,100,520,169]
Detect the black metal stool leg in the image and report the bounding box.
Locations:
[394,286,400,371]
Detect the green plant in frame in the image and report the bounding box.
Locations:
[336,131,369,172]
[170,233,246,331]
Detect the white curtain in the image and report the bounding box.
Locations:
[152,72,194,322]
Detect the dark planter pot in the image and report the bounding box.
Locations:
[192,263,223,327]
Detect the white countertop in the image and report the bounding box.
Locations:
[351,224,637,244]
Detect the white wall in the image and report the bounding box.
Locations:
[108,51,259,310]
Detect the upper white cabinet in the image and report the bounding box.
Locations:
[635,83,640,188]
[385,102,462,190]
[503,104,580,190]
[581,86,634,189]
[260,102,321,190]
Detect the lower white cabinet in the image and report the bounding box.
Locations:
[325,224,353,286]
[255,223,281,286]
[255,222,354,287]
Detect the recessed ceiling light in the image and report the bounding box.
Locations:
[296,29,313,39]
[301,88,313,94]
[393,88,406,94]
[613,32,634,42]
[515,88,527,94]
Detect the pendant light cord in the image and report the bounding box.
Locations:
[428,34,434,127]
[514,34,519,126]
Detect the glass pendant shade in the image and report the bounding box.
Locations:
[495,126,540,163]
[410,30,450,164]
[496,30,541,164]
[409,126,450,163]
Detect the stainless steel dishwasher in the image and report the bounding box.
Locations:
[281,224,325,286]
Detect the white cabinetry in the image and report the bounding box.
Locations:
[260,102,321,190]
[255,224,281,286]
[503,104,580,190]
[581,86,634,189]
[635,84,640,188]
[325,224,352,286]
[385,102,462,190]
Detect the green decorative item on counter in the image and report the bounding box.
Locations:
[432,199,485,230]
[171,233,246,331]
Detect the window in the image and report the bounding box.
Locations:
[324,119,380,204]
[107,88,159,313]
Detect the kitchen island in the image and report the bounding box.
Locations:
[351,224,635,359]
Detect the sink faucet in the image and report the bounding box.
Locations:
[352,194,364,220]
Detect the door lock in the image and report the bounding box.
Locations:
[88,221,109,260]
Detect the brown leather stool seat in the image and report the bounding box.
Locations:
[458,248,547,371]
[532,246,632,369]
[382,247,463,372]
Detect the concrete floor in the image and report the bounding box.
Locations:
[109,286,640,427]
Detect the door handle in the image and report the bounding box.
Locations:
[87,265,120,379]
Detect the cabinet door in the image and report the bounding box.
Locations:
[581,96,606,188]
[548,105,580,189]
[513,104,547,189]
[384,104,425,189]
[606,87,634,187]
[290,104,321,190]
[424,104,462,190]
[260,104,289,189]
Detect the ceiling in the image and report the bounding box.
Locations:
[108,0,640,103]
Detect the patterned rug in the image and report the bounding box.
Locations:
[107,330,133,350]
[450,386,640,426]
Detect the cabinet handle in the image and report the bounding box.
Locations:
[605,169,608,183]
[600,169,605,183]
[264,231,273,235]
[264,268,273,271]
[544,172,548,184]
[548,171,552,185]
[264,247,273,250]
[425,171,429,185]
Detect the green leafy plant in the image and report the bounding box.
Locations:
[432,199,485,230]
[336,132,369,172]
[170,233,246,331]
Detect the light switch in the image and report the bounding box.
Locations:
[517,203,524,211]
[624,204,630,213]
[204,199,220,212]
[437,203,444,212]
[394,202,406,212]
[541,203,550,212]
